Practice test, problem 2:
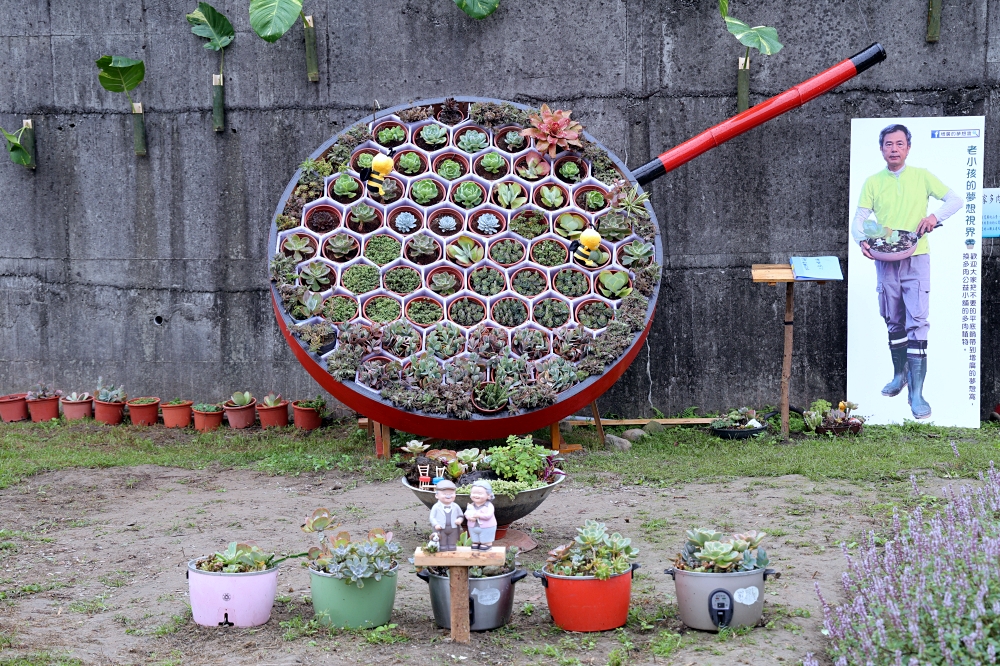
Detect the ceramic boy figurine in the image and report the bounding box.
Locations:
[429,480,463,551]
[464,480,497,551]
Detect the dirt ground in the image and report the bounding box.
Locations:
[0,463,905,665]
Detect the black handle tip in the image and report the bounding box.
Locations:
[850,43,887,75]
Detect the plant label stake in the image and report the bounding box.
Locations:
[413,546,505,643]
[212,75,224,131]
[21,120,35,169]
[303,15,319,82]
[737,56,750,113]
[132,103,147,156]
[926,0,942,42]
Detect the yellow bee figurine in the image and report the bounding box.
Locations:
[569,228,604,267]
[358,150,395,200]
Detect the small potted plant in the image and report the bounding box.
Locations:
[329,172,363,204]
[363,235,402,267]
[323,233,360,263]
[257,393,289,428]
[666,528,778,632]
[433,153,469,181]
[324,295,359,324]
[435,97,465,125]
[451,180,485,210]
[469,267,505,297]
[224,391,256,429]
[710,408,768,439]
[492,181,528,210]
[489,238,525,267]
[554,212,587,241]
[0,393,29,423]
[492,298,529,327]
[426,266,463,296]
[60,392,94,421]
[341,264,381,295]
[388,207,423,235]
[301,508,402,629]
[26,384,62,422]
[496,126,526,152]
[576,300,613,329]
[472,381,509,414]
[514,152,550,181]
[383,321,423,358]
[534,184,568,211]
[469,210,505,237]
[94,379,127,425]
[405,298,444,327]
[531,239,568,267]
[161,398,193,428]
[512,267,546,297]
[597,271,633,300]
[292,395,325,430]
[374,120,407,148]
[804,400,865,435]
[474,152,509,180]
[282,233,318,261]
[455,126,490,154]
[512,328,549,360]
[383,266,421,296]
[532,298,571,329]
[393,150,426,176]
[127,396,160,426]
[446,236,484,267]
[345,203,382,233]
[533,520,640,632]
[414,122,449,152]
[576,185,608,211]
[404,234,442,265]
[410,178,445,206]
[429,208,464,236]
[305,205,340,233]
[449,296,487,327]
[364,295,402,324]
[554,268,590,298]
[193,403,224,432]
[554,156,587,184]
[509,209,548,239]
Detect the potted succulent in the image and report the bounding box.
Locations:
[363,235,402,266]
[305,205,340,234]
[292,395,325,430]
[474,152,509,180]
[489,238,525,267]
[301,508,401,629]
[224,391,256,429]
[495,126,526,152]
[342,264,381,295]
[576,186,608,211]
[416,546,528,632]
[576,300,613,329]
[509,209,548,239]
[492,181,528,211]
[492,298,529,327]
[710,408,768,439]
[469,210,505,237]
[449,297,487,327]
[388,207,423,235]
[447,236,485,267]
[282,233,317,262]
[554,268,590,298]
[469,267,505,297]
[597,271,633,300]
[414,122,449,152]
[60,392,94,421]
[429,208,464,236]
[804,400,865,435]
[427,266,463,297]
[161,398,193,428]
[364,295,402,323]
[329,172,363,204]
[257,393,289,428]
[531,239,568,267]
[26,384,62,422]
[554,212,587,241]
[451,180,485,210]
[436,97,466,125]
[382,321,423,358]
[554,156,587,184]
[404,233,442,265]
[0,393,29,423]
[472,381,509,414]
[533,520,640,632]
[127,396,160,426]
[455,126,490,154]
[532,299,571,329]
[410,178,445,206]
[192,403,224,432]
[189,542,298,628]
[405,297,444,327]
[293,321,338,355]
[666,528,778,632]
[383,266,421,296]
[394,150,426,176]
[324,295,360,324]
[534,183,569,211]
[346,203,382,233]
[374,121,407,149]
[619,240,654,267]
[512,267,547,297]
[514,152,550,181]
[433,153,469,181]
[94,379,127,425]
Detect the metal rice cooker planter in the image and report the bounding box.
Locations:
[417,568,528,631]
[666,567,780,632]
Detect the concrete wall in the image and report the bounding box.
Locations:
[1,0,997,418]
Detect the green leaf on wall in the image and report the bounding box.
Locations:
[454,0,500,20]
[724,18,783,56]
[1,128,31,166]
[187,2,235,51]
[249,0,303,43]
[718,0,728,19]
[95,55,145,93]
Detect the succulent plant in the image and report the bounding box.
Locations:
[503,130,525,150]
[513,268,546,296]
[584,190,606,210]
[381,178,401,203]
[426,321,465,359]
[474,381,509,411]
[193,402,221,412]
[299,158,334,182]
[578,300,613,329]
[545,520,638,579]
[490,239,524,265]
[261,393,284,407]
[517,154,550,180]
[444,354,483,386]
[493,298,528,327]
[468,101,528,128]
[632,262,662,297]
[303,515,402,588]
[276,214,298,231]
[323,295,358,323]
[411,179,440,205]
[342,264,380,294]
[196,542,281,574]
[376,124,405,145]
[447,236,484,267]
[429,271,459,296]
[384,266,420,294]
[299,261,332,291]
[475,213,501,235]
[228,390,253,407]
[355,152,374,169]
[508,381,557,410]
[436,214,458,232]
[401,439,430,455]
[406,233,439,261]
[364,235,402,266]
[333,173,360,199]
[553,326,592,362]
[338,321,382,354]
[467,325,508,360]
[450,297,486,327]
[457,130,489,153]
[350,203,377,229]
[453,181,484,209]
[282,234,314,262]
[397,151,422,175]
[555,213,586,240]
[479,152,506,174]
[419,123,448,146]
[398,105,434,122]
[555,269,588,297]
[533,298,570,329]
[493,357,528,386]
[558,160,581,182]
[621,240,654,267]
[324,234,358,261]
[509,211,548,239]
[532,239,566,267]
[287,288,324,320]
[271,255,297,285]
[494,182,527,210]
[436,159,463,181]
[512,328,548,359]
[26,384,61,400]
[357,359,396,390]
[674,528,768,574]
[383,320,422,357]
[293,321,337,352]
[595,214,629,243]
[409,352,443,388]
[537,357,580,392]
[609,183,652,220]
[616,293,648,332]
[539,185,565,209]
[521,105,584,158]
[393,211,418,234]
[470,267,504,297]
[96,377,127,403]
[365,296,401,323]
[598,271,632,299]
[407,299,443,326]
[63,391,92,402]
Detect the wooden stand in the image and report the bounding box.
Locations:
[413,546,505,643]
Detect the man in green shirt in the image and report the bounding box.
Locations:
[851,124,961,419]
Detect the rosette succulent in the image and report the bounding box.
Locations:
[521,105,584,158]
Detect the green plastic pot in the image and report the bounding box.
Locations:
[308,566,398,629]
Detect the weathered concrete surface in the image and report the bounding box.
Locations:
[0,0,997,418]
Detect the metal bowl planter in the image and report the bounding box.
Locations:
[417,568,528,631]
[268,97,662,440]
[665,567,779,632]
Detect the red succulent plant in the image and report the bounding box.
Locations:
[521,105,583,158]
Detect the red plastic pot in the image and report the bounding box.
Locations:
[292,402,322,430]
[161,401,193,428]
[94,400,127,425]
[127,398,161,426]
[535,565,638,632]
[60,398,93,421]
[26,396,60,423]
[257,401,290,428]
[193,408,224,433]
[224,400,257,429]
[0,394,29,423]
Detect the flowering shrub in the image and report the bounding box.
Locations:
[810,465,1000,665]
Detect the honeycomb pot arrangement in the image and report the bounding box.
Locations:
[268,98,663,438]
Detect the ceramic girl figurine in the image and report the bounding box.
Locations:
[429,480,463,552]
[464,480,497,550]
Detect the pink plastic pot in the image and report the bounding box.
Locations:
[187,560,278,628]
[60,397,94,421]
[224,399,257,429]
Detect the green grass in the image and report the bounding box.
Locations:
[0,655,83,666]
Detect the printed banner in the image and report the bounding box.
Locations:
[846,117,984,427]
[982,188,1000,238]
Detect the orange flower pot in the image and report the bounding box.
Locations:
[26,396,60,422]
[94,400,126,425]
[224,400,257,429]
[257,401,289,428]
[292,402,322,430]
[0,394,29,422]
[161,401,193,428]
[60,397,94,421]
[127,398,161,426]
[193,408,224,433]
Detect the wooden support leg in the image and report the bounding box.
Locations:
[780,282,795,441]
[449,566,470,643]
[373,421,391,459]
[590,401,606,447]
[366,417,374,439]
[550,422,561,451]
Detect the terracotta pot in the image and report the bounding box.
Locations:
[60,397,94,421]
[381,176,404,204]
[488,237,526,268]
[224,399,257,429]
[363,295,403,324]
[193,408,224,433]
[473,153,510,180]
[26,396,60,423]
[453,125,490,154]
[491,297,529,327]
[0,394,29,423]
[575,185,609,212]
[449,180,486,210]
[494,125,527,153]
[573,243,613,271]
[554,268,592,298]
[553,155,588,184]
[329,175,366,205]
[292,402,323,430]
[161,401,193,428]
[392,150,427,177]
[468,208,508,237]
[490,181,527,209]
[448,295,488,328]
[533,182,570,211]
[350,148,378,172]
[388,205,424,235]
[530,239,569,267]
[510,266,548,297]
[127,398,161,426]
[281,234,318,261]
[428,207,465,236]
[345,203,384,233]
[305,205,341,234]
[323,295,359,324]
[432,153,470,181]
[405,297,445,328]
[512,151,550,181]
[472,382,508,414]
[373,120,407,149]
[426,266,464,295]
[322,234,360,263]
[94,400,127,425]
[257,401,290,428]
[404,237,442,265]
[446,237,485,268]
[413,122,451,152]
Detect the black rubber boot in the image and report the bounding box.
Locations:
[906,356,932,419]
[881,346,908,397]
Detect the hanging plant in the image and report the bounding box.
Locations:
[2,121,34,169]
[718,0,783,112]
[249,0,320,81]
[95,55,147,156]
[187,2,235,131]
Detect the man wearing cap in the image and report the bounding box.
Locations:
[429,480,463,552]
[850,123,962,419]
